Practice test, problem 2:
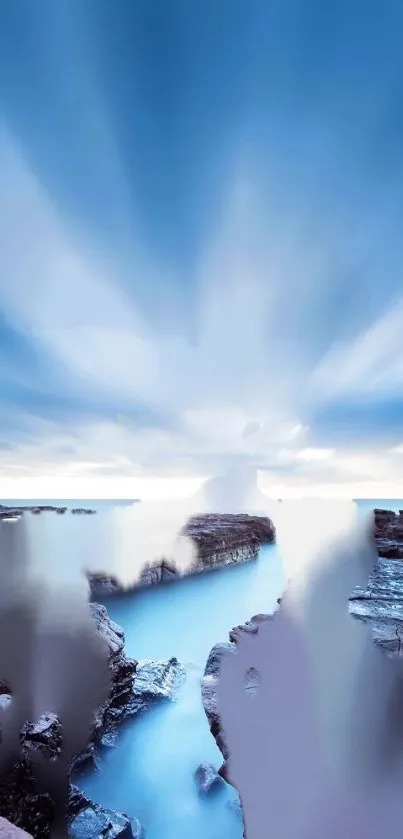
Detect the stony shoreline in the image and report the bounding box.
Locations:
[0,602,186,839]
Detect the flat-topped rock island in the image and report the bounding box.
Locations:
[88,512,276,598]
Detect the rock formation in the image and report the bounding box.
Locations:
[194,762,223,795]
[0,603,185,838]
[373,508,403,559]
[88,512,275,598]
[201,614,273,779]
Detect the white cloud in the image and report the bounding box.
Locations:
[1,123,403,496]
[309,298,403,401]
[296,448,335,463]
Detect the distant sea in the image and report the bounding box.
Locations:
[0,499,137,511]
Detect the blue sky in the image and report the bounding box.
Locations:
[1,0,403,498]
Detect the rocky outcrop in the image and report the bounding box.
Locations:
[137,559,179,588]
[349,556,403,654]
[201,614,272,776]
[347,508,403,652]
[0,505,95,519]
[186,513,275,569]
[88,513,276,598]
[374,508,403,559]
[0,603,185,838]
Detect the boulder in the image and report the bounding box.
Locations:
[69,803,141,839]
[194,762,223,795]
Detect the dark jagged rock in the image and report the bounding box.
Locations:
[374,508,403,559]
[137,559,179,587]
[0,760,54,838]
[201,615,272,772]
[88,513,276,598]
[87,573,124,599]
[0,604,185,838]
[0,505,94,520]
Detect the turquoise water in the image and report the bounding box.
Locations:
[78,542,286,839]
[2,497,400,838]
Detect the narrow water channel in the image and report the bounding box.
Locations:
[77,543,286,839]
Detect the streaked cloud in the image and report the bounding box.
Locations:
[1,0,403,497]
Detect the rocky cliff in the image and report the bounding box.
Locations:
[89,512,276,598]
[0,603,185,838]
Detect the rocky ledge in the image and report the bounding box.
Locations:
[349,557,403,654]
[348,507,403,653]
[0,603,185,838]
[89,513,276,598]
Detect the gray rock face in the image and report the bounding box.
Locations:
[201,616,273,769]
[186,513,275,571]
[194,762,223,795]
[349,556,403,654]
